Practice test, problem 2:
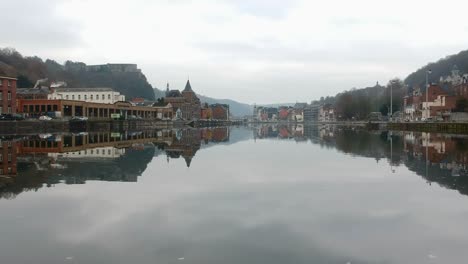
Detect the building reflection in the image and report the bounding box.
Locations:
[0,127,230,199]
[252,124,468,197]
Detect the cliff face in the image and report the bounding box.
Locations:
[0,48,155,100]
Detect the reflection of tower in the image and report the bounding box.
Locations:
[426,132,429,184]
[253,103,257,121]
[184,156,192,168]
[0,140,18,178]
[388,131,395,173]
[164,129,201,168]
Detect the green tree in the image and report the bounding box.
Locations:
[17,75,33,88]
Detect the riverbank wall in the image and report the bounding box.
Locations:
[388,122,468,134]
[0,119,244,135]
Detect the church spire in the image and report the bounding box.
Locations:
[183,79,193,92]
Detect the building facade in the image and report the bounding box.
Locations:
[421,85,456,119]
[48,87,125,104]
[0,139,18,177]
[404,87,422,121]
[201,103,212,120]
[0,76,17,114]
[18,99,173,120]
[164,80,201,120]
[319,104,336,122]
[304,103,320,122]
[210,104,230,120]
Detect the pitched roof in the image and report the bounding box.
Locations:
[183,80,193,92]
[0,76,18,80]
[17,88,51,94]
[54,87,115,92]
[166,90,182,97]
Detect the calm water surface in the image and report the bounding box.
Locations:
[1,125,468,264]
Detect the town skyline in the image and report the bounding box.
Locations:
[3,0,468,104]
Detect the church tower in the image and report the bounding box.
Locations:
[181,79,201,120]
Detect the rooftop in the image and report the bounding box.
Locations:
[53,87,116,92]
[17,88,51,94]
[0,76,18,80]
[166,90,182,97]
[183,80,193,92]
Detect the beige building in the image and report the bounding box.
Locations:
[49,87,125,104]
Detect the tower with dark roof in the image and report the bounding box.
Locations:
[181,79,201,120]
[184,79,193,92]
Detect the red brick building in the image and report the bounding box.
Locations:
[0,76,17,114]
[278,106,290,120]
[200,103,212,120]
[421,85,456,119]
[454,83,468,100]
[210,104,230,120]
[164,80,201,120]
[0,139,19,177]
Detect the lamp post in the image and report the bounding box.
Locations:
[389,80,397,122]
[425,70,432,119]
[390,81,393,122]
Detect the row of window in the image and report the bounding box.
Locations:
[64,94,113,101]
[0,107,12,114]
[0,80,12,87]
[66,149,114,156]
[0,153,12,162]
[0,92,12,100]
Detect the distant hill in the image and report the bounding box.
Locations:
[153,87,253,117]
[405,49,468,88]
[0,48,155,100]
[197,94,253,117]
[153,88,166,100]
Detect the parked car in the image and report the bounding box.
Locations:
[71,116,89,121]
[39,115,53,121]
[0,114,25,121]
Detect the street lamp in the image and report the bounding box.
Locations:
[425,70,432,119]
[389,80,397,122]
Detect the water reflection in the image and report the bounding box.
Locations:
[3,125,468,201]
[0,127,230,199]
[253,124,468,197]
[3,125,468,263]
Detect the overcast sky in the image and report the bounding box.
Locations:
[1,0,468,104]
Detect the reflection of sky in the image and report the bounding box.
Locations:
[2,128,468,263]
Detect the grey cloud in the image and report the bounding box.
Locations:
[0,0,83,50]
[192,39,427,67]
[226,0,298,19]
[330,17,404,27]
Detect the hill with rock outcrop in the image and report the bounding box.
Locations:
[405,49,468,88]
[0,48,155,100]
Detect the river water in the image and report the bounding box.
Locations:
[1,125,468,264]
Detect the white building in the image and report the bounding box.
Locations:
[48,147,126,160]
[440,65,468,86]
[49,87,125,104]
